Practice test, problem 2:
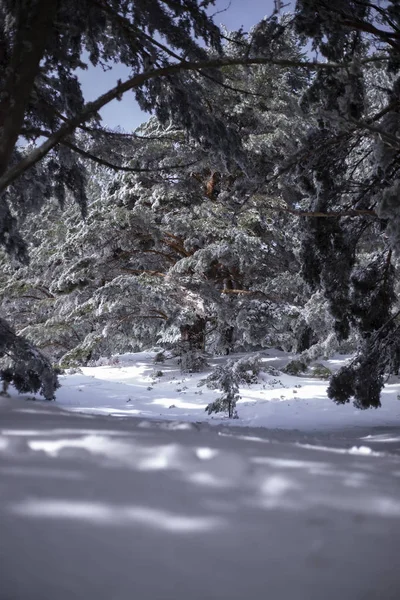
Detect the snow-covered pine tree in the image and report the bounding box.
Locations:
[0,21,311,371]
[202,354,262,418]
[292,0,400,408]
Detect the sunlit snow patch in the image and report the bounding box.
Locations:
[195,447,218,460]
[361,434,400,443]
[218,432,270,443]
[9,500,225,532]
[297,443,383,457]
[261,475,298,497]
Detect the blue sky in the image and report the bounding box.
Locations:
[79,1,289,130]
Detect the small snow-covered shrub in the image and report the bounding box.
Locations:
[283,359,308,376]
[65,367,83,375]
[154,351,166,364]
[264,365,281,377]
[201,355,262,418]
[233,355,262,384]
[180,349,208,373]
[310,363,332,380]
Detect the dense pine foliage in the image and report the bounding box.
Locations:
[1,1,400,412]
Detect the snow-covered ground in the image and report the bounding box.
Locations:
[2,350,400,598]
[1,394,400,599]
[54,350,400,430]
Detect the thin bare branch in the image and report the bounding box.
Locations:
[270,206,378,219]
[63,139,200,173]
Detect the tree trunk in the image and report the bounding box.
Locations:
[180,317,206,351]
[179,317,207,372]
[223,326,234,355]
[0,0,58,177]
[295,324,316,353]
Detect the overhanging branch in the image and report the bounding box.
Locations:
[0,54,384,194]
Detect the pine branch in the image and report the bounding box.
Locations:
[275,207,378,218]
[0,55,382,194]
[117,309,169,324]
[220,289,283,302]
[349,118,400,149]
[93,0,185,63]
[352,1,400,33]
[316,0,400,48]
[63,139,200,173]
[119,267,166,277]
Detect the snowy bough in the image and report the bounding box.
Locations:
[0,318,59,400]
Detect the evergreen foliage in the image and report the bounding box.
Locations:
[202,355,262,418]
[2,1,400,412]
[0,0,223,398]
[290,0,400,407]
[0,26,309,374]
[0,318,59,400]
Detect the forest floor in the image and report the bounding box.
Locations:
[55,349,400,430]
[2,350,400,599]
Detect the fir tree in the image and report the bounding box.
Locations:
[0,26,310,371]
